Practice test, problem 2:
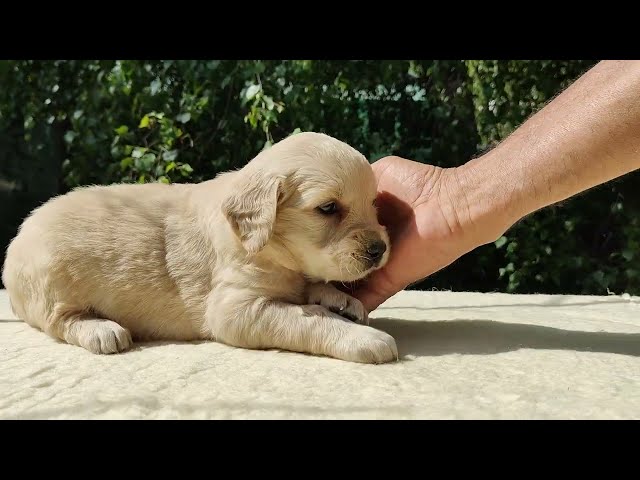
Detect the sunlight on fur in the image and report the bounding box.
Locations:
[2,132,397,363]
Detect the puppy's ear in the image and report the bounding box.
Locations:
[222,172,286,255]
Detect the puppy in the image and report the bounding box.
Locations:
[2,132,397,363]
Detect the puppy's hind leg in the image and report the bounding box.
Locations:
[46,305,133,354]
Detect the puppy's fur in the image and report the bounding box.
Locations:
[2,132,397,363]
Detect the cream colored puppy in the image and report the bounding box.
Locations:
[2,132,396,363]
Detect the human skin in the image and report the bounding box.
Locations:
[352,60,640,312]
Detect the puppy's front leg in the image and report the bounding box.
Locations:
[307,282,368,324]
[208,298,397,364]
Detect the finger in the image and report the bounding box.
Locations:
[351,271,402,313]
[351,288,386,314]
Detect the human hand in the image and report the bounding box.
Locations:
[349,155,499,312]
[352,62,640,312]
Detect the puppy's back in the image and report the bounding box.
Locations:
[2,182,205,339]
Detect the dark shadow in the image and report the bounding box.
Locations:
[371,317,640,358]
[376,296,633,311]
[127,340,210,352]
[376,297,635,312]
[6,315,639,360]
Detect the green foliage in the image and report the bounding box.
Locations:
[460,60,639,295]
[1,59,638,295]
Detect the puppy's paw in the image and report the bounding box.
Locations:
[307,283,368,324]
[335,325,398,364]
[77,320,133,355]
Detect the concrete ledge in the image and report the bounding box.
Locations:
[1,289,639,419]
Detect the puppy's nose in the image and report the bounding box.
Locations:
[366,240,387,265]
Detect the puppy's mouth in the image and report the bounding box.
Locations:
[330,249,388,283]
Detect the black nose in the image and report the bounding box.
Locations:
[366,240,387,264]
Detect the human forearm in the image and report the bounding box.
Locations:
[457,60,640,243]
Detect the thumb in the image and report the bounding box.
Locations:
[351,270,403,313]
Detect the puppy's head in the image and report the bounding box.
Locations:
[222,132,389,282]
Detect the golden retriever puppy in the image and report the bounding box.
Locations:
[2,132,396,363]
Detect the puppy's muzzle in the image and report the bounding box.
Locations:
[365,239,387,266]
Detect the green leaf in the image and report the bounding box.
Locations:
[264,95,275,110]
[176,112,191,123]
[163,150,178,162]
[165,161,176,173]
[135,153,156,171]
[115,125,129,136]
[150,78,161,95]
[139,115,150,128]
[245,84,261,100]
[494,236,508,249]
[180,163,194,176]
[142,153,156,166]
[158,176,170,184]
[64,131,77,144]
[120,157,134,170]
[132,147,147,158]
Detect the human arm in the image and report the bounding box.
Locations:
[353,60,640,311]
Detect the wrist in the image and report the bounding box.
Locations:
[450,151,528,246]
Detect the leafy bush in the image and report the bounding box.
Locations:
[2,59,638,295]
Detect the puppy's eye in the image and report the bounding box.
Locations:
[317,202,338,215]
